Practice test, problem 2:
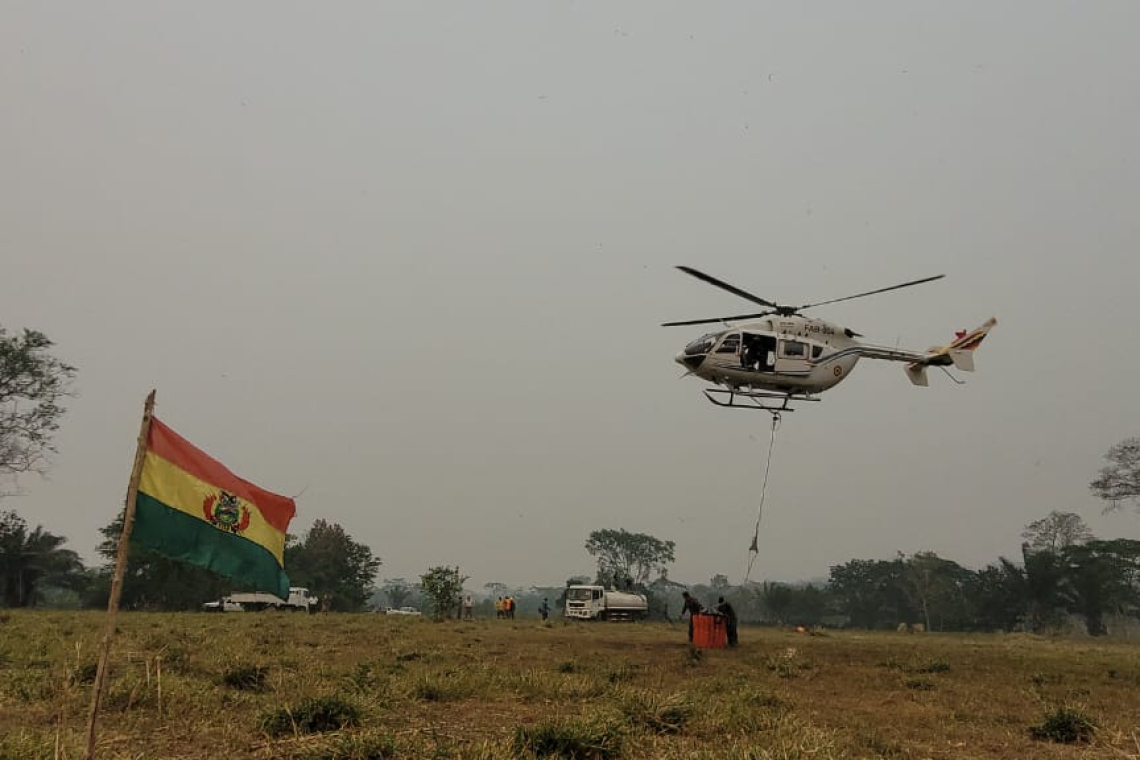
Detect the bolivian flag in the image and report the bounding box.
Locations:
[134,418,296,599]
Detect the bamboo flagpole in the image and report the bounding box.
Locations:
[85,390,156,760]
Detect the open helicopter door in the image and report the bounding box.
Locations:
[741,333,777,372]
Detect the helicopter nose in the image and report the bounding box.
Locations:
[676,351,705,371]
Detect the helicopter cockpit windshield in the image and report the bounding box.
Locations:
[683,332,721,357]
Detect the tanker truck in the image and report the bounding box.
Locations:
[202,587,317,613]
[564,585,648,621]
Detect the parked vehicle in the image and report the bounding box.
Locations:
[564,585,648,621]
[201,587,317,613]
[385,606,422,616]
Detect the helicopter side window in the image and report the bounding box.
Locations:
[780,340,807,358]
[812,345,824,359]
[716,333,741,354]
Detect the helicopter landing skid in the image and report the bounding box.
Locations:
[702,388,819,412]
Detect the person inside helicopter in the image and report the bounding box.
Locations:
[742,334,777,371]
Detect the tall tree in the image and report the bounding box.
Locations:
[1021,511,1093,552]
[1019,543,1068,633]
[0,510,85,607]
[827,558,915,630]
[902,552,975,632]
[1091,437,1140,513]
[786,583,828,627]
[420,565,468,621]
[1061,539,1140,636]
[285,519,381,612]
[967,560,1027,632]
[759,581,795,625]
[0,327,76,486]
[584,528,675,589]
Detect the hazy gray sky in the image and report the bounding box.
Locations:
[3,2,1138,592]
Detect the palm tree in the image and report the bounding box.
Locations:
[0,510,84,607]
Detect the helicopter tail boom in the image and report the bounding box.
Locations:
[855,317,996,386]
[919,318,997,368]
[906,317,997,383]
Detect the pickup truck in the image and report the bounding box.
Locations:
[385,606,423,616]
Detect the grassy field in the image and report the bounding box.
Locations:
[1,611,1139,759]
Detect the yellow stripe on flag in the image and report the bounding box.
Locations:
[138,450,286,565]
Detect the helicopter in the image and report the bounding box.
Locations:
[664,266,997,412]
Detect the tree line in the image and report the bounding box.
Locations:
[580,514,1140,636]
[6,505,1139,638]
[0,510,382,612]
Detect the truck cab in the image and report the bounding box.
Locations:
[286,587,318,610]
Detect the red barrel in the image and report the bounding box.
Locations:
[693,613,727,649]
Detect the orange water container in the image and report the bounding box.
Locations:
[692,613,727,649]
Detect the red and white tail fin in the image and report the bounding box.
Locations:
[906,317,997,385]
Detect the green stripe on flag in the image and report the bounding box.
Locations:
[132,492,290,599]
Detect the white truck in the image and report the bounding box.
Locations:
[564,585,648,621]
[202,587,318,613]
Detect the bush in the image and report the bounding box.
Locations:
[915,660,950,674]
[412,673,474,702]
[223,664,268,692]
[70,662,98,685]
[261,695,361,736]
[1029,706,1096,744]
[616,689,693,735]
[296,731,398,760]
[513,715,626,759]
[606,662,639,684]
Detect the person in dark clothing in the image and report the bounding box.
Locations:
[715,596,738,647]
[680,591,703,643]
[539,598,550,621]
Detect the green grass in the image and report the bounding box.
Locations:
[1,611,1140,758]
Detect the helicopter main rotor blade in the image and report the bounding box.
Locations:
[661,311,773,327]
[795,274,945,311]
[675,266,780,310]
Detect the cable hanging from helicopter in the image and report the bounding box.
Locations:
[744,410,781,584]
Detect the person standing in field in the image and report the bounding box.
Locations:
[715,596,738,647]
[463,595,474,619]
[539,598,550,621]
[680,591,703,643]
